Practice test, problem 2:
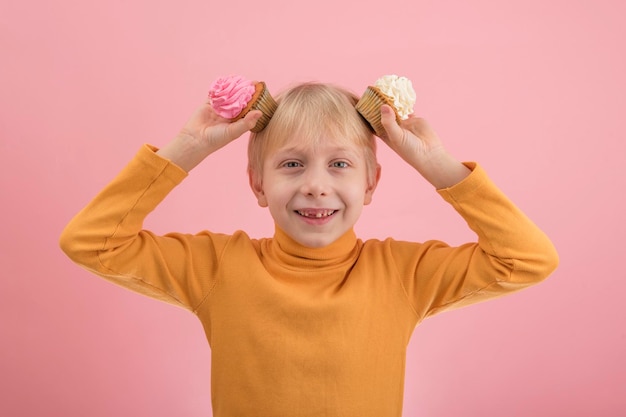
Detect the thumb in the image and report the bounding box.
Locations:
[227,110,263,139]
[379,105,403,140]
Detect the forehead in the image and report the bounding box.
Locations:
[267,133,365,158]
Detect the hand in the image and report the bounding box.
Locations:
[379,104,443,166]
[157,102,262,172]
[180,102,262,154]
[379,105,470,189]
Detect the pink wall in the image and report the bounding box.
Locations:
[2,0,625,415]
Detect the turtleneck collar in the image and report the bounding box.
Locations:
[266,226,361,271]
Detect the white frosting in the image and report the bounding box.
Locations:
[374,75,416,119]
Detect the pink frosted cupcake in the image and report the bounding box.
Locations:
[209,75,277,132]
[356,75,416,137]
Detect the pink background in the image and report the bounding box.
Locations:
[2,0,625,415]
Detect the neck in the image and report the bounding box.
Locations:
[270,226,360,269]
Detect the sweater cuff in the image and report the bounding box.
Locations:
[136,144,188,186]
[436,162,489,204]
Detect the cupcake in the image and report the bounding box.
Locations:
[208,75,277,132]
[355,75,416,137]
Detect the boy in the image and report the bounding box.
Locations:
[60,82,558,416]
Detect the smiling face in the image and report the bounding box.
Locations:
[251,137,380,248]
[247,82,380,248]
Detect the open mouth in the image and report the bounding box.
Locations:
[295,209,337,218]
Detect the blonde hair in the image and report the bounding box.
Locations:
[247,82,377,187]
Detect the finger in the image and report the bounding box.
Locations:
[380,105,404,141]
[227,110,263,139]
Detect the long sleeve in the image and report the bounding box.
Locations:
[388,162,559,320]
[59,145,230,311]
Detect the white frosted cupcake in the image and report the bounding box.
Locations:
[356,75,416,137]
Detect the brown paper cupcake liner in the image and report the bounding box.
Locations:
[230,81,277,133]
[249,83,278,133]
[355,86,400,138]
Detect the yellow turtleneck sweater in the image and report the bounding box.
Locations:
[60,145,558,416]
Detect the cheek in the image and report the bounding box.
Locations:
[344,182,370,206]
[264,183,292,207]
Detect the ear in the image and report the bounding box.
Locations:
[364,163,382,205]
[248,169,268,207]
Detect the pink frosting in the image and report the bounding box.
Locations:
[208,76,256,119]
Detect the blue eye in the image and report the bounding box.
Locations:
[283,161,302,168]
[332,161,349,168]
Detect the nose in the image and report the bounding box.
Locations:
[299,165,330,197]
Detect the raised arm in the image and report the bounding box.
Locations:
[378,106,558,318]
[59,103,261,309]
